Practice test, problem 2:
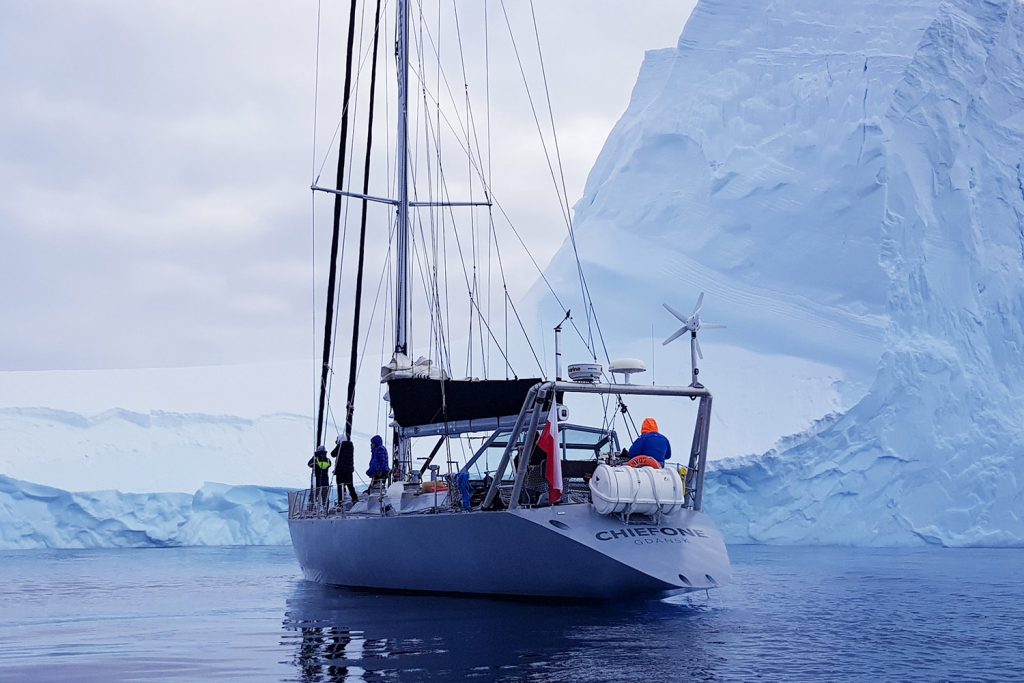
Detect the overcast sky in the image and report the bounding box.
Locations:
[0,1,696,372]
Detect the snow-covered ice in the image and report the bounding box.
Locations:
[0,475,289,549]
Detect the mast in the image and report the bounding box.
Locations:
[392,0,412,478]
[306,0,489,472]
[394,0,411,358]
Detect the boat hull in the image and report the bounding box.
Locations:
[288,503,731,598]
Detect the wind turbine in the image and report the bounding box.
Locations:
[663,292,725,388]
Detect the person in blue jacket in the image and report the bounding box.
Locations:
[628,418,671,466]
[366,434,390,487]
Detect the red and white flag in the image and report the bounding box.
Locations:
[538,401,562,504]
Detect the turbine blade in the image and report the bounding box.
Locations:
[701,323,727,329]
[662,302,689,324]
[662,326,689,346]
[695,337,704,360]
[693,292,704,316]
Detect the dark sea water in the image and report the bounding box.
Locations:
[1,545,1021,682]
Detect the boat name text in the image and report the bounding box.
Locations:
[594,527,707,541]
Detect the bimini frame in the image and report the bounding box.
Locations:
[479,381,713,512]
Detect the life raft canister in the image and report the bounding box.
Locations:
[627,455,661,469]
[589,463,685,515]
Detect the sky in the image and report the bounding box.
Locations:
[0,0,696,372]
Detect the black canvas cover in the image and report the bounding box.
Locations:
[387,377,541,427]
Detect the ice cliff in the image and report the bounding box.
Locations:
[0,406,315,493]
[0,475,290,549]
[544,0,1024,545]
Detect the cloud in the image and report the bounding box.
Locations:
[0,0,694,372]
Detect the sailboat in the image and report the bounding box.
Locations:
[288,0,731,598]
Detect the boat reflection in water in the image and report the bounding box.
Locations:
[280,581,721,682]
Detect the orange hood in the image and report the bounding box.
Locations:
[641,418,659,434]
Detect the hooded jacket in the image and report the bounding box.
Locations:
[627,418,671,465]
[332,439,355,473]
[366,435,390,478]
[307,447,331,485]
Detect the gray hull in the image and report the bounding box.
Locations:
[289,503,731,598]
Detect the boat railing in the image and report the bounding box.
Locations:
[288,487,350,520]
[288,483,460,518]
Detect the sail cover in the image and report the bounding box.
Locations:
[387,378,541,428]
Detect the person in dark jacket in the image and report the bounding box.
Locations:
[366,435,390,488]
[628,417,672,466]
[331,436,358,503]
[307,445,331,507]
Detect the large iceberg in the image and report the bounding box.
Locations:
[0,475,290,549]
[541,0,1024,545]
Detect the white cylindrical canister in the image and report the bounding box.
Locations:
[589,464,685,516]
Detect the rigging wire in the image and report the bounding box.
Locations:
[407,50,527,376]
[527,0,596,356]
[499,0,599,361]
[449,1,488,378]
[313,0,395,185]
[405,67,593,357]
[408,1,501,380]
[356,222,397,381]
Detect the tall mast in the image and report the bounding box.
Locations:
[392,0,412,478]
[394,0,410,358]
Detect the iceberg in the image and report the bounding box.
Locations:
[0,475,290,549]
[541,0,1024,545]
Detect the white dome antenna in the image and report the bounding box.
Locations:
[663,292,725,388]
[609,358,647,384]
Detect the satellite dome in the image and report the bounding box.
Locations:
[609,358,646,384]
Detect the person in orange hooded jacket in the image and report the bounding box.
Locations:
[628,418,671,466]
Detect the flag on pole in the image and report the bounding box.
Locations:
[538,400,562,504]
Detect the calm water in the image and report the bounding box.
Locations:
[1,545,1021,682]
